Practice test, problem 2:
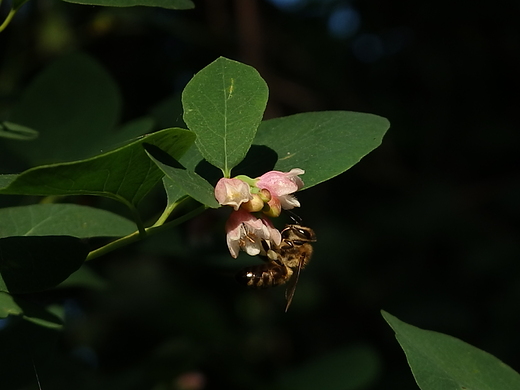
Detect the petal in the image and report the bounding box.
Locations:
[225,210,253,258]
[224,210,284,258]
[215,178,252,210]
[226,234,241,258]
[286,168,305,189]
[224,210,269,258]
[279,194,301,209]
[256,169,305,197]
[262,218,282,246]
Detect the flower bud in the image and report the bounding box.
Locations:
[241,193,265,213]
[262,198,282,218]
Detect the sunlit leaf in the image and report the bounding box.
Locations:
[145,144,219,208]
[160,144,214,207]
[254,111,390,189]
[0,128,196,207]
[382,311,520,390]
[0,204,136,238]
[182,57,268,176]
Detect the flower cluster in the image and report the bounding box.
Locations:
[215,169,305,258]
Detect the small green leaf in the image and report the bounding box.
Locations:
[254,111,390,189]
[145,144,219,208]
[7,52,121,165]
[182,57,269,176]
[0,128,196,207]
[382,310,520,390]
[162,176,187,207]
[0,204,136,238]
[0,236,89,293]
[0,121,38,141]
[160,144,209,206]
[60,0,194,9]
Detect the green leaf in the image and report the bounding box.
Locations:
[0,175,16,188]
[160,144,211,207]
[382,310,520,390]
[254,111,390,189]
[0,121,38,141]
[0,204,136,238]
[145,144,219,208]
[7,52,121,164]
[162,176,187,207]
[277,344,381,390]
[182,57,269,176]
[0,236,89,293]
[0,128,196,207]
[60,0,194,9]
[0,292,23,317]
[0,292,63,328]
[57,265,106,290]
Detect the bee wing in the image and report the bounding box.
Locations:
[284,257,304,312]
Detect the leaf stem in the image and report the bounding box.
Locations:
[128,204,147,238]
[0,8,17,33]
[152,195,189,227]
[85,205,206,261]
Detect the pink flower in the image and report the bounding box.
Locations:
[215,169,305,258]
[256,168,305,214]
[225,209,281,258]
[214,178,253,210]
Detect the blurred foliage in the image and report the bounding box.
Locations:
[1,0,519,389]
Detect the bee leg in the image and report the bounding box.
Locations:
[266,249,285,267]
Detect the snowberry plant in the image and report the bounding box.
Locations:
[1,52,518,390]
[0,55,389,313]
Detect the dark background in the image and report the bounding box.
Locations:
[1,0,520,389]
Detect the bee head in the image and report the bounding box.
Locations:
[282,225,316,242]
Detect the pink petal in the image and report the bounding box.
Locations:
[215,178,252,210]
[256,169,305,197]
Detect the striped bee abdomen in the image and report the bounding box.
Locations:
[235,262,292,289]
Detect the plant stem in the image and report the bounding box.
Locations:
[128,204,147,238]
[0,8,16,33]
[152,196,189,227]
[85,205,206,261]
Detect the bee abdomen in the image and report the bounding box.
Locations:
[236,264,290,289]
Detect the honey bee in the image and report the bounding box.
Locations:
[236,223,316,311]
